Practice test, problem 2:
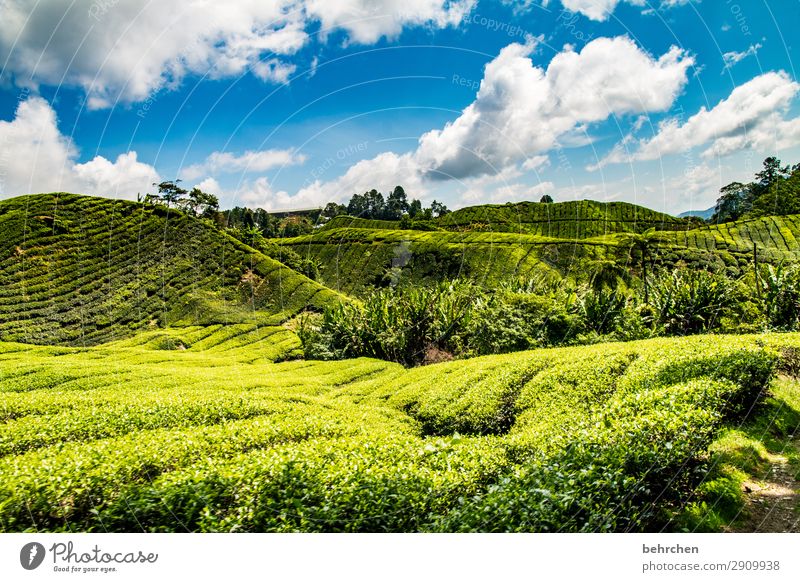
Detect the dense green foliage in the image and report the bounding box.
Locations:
[278,206,800,296]
[299,264,798,366]
[0,193,340,345]
[712,157,800,223]
[0,333,795,532]
[439,199,684,237]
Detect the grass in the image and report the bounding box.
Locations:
[2,192,800,533]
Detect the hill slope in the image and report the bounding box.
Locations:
[0,193,341,345]
[281,203,800,295]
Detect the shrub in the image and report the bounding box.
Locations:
[299,282,475,366]
[649,270,738,335]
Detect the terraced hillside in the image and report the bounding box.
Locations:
[281,204,800,295]
[1,333,797,532]
[438,200,685,237]
[0,193,341,346]
[661,214,800,264]
[321,200,685,238]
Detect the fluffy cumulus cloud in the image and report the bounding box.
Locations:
[663,163,724,210]
[235,35,693,209]
[414,36,693,181]
[0,0,475,109]
[559,0,641,21]
[187,151,424,211]
[180,149,307,181]
[0,97,159,198]
[599,71,800,166]
[457,166,554,203]
[306,0,476,44]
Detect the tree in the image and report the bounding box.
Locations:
[711,182,749,223]
[540,194,554,204]
[153,180,187,208]
[408,199,422,218]
[755,156,790,190]
[430,200,450,218]
[386,186,410,219]
[240,225,264,247]
[586,259,629,294]
[183,187,219,217]
[751,165,800,217]
[322,202,347,220]
[619,228,664,304]
[347,193,368,217]
[364,189,385,219]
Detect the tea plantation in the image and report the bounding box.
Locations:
[0,193,340,345]
[1,193,799,532]
[1,332,798,532]
[279,201,800,295]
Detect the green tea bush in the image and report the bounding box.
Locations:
[0,320,791,532]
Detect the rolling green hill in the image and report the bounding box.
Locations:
[0,193,342,346]
[438,200,686,237]
[321,200,686,237]
[281,203,800,295]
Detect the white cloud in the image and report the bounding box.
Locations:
[0,0,476,108]
[181,149,307,181]
[240,36,692,209]
[665,163,722,209]
[73,152,161,198]
[0,97,159,199]
[722,43,762,71]
[598,72,800,166]
[306,0,476,44]
[210,151,426,211]
[560,0,641,21]
[522,0,691,21]
[457,166,554,203]
[414,36,693,180]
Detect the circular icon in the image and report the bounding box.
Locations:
[20,542,46,570]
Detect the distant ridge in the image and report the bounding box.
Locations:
[679,207,714,220]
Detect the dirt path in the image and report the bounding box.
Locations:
[732,445,800,533]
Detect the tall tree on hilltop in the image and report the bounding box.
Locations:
[364,189,385,219]
[711,182,750,223]
[755,156,790,191]
[430,200,450,218]
[183,187,219,217]
[347,193,368,217]
[386,185,410,219]
[153,180,187,208]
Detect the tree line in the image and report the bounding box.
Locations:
[712,156,800,223]
[321,186,451,221]
[141,180,561,239]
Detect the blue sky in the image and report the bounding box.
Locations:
[1,0,799,215]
